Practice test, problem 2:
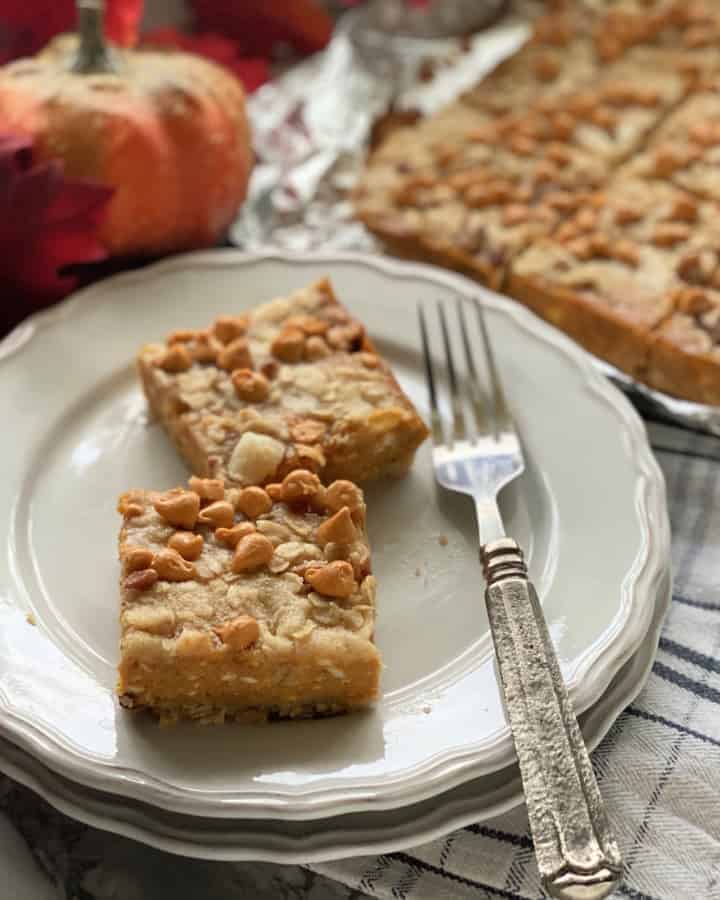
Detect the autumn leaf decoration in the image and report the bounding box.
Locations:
[0,133,114,302]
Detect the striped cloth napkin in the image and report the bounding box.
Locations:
[310,420,720,900]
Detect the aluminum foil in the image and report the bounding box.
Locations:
[231,5,529,254]
[231,4,720,437]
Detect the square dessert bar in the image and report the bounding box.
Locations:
[138,278,428,486]
[117,471,380,723]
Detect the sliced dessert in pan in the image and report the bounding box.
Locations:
[355,108,608,288]
[508,178,720,386]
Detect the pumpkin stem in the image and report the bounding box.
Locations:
[71,0,117,74]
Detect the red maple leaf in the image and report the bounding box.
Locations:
[0,133,113,303]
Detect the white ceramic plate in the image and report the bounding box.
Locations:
[0,251,669,820]
[0,568,670,862]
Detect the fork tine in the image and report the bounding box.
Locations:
[475,300,511,438]
[456,297,490,439]
[437,301,466,443]
[417,305,445,446]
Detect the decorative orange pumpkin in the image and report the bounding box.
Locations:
[0,1,252,257]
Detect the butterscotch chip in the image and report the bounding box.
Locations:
[285,315,329,336]
[359,353,379,369]
[217,337,253,372]
[213,315,247,344]
[575,209,598,232]
[612,240,640,268]
[271,327,305,362]
[153,548,196,582]
[567,93,596,117]
[214,616,260,651]
[118,500,143,519]
[676,252,716,285]
[652,223,691,247]
[533,161,557,186]
[215,522,256,547]
[236,487,273,519]
[231,369,270,403]
[153,344,192,373]
[502,204,531,227]
[589,233,611,257]
[689,122,720,148]
[153,489,200,530]
[545,143,572,166]
[265,484,284,502]
[566,237,593,261]
[596,35,623,62]
[189,332,221,364]
[282,470,322,504]
[325,480,365,520]
[198,501,235,529]
[674,287,712,315]
[635,90,661,109]
[260,360,279,380]
[654,146,687,176]
[555,222,580,243]
[615,207,643,226]
[544,191,576,212]
[166,329,197,344]
[533,54,560,82]
[549,112,575,141]
[124,568,159,591]
[510,136,536,156]
[232,533,274,573]
[684,26,712,48]
[168,532,204,561]
[305,561,356,599]
[188,477,225,501]
[122,545,154,572]
[670,198,698,223]
[304,336,331,361]
[317,507,357,546]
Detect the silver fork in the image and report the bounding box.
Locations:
[418,299,623,900]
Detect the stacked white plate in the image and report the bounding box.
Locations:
[0,252,670,861]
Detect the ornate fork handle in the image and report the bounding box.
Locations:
[482,538,623,900]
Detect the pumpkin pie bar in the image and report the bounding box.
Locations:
[138,278,428,486]
[508,178,720,380]
[117,471,379,723]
